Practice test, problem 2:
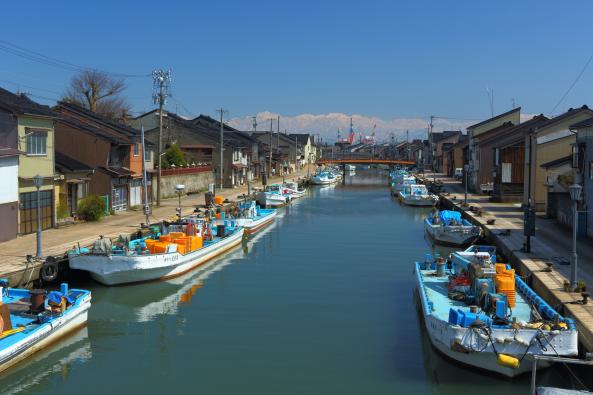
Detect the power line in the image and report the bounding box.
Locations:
[549,52,593,115]
[169,97,196,118]
[0,39,150,78]
[0,78,62,96]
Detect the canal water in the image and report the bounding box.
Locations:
[0,170,584,394]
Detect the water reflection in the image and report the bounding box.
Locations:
[0,327,91,395]
[98,243,250,323]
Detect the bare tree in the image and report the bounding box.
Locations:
[63,70,131,120]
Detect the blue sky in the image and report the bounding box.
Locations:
[2,0,593,123]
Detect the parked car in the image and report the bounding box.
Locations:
[454,168,463,180]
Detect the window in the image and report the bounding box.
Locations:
[144,148,151,162]
[26,131,47,156]
[133,143,139,156]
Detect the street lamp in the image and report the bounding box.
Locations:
[569,183,583,290]
[175,184,185,221]
[463,164,469,205]
[32,175,43,258]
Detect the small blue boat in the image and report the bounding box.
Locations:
[0,282,91,373]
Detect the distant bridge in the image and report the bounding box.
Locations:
[316,158,416,166]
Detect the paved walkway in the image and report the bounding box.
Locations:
[419,172,593,350]
[0,166,314,281]
[426,174,593,286]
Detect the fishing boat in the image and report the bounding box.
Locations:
[345,164,356,171]
[255,184,292,207]
[391,174,416,195]
[0,282,91,374]
[398,184,439,206]
[232,200,277,234]
[424,210,481,246]
[282,181,307,199]
[310,171,337,185]
[68,219,244,286]
[389,168,407,180]
[415,245,578,377]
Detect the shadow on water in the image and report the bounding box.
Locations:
[0,328,91,395]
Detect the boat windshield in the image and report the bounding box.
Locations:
[410,185,428,195]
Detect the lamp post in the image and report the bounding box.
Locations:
[175,184,185,221]
[569,183,582,291]
[33,175,43,258]
[463,164,469,205]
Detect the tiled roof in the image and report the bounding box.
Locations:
[55,101,139,137]
[466,107,521,130]
[55,152,94,172]
[540,155,572,169]
[0,147,21,158]
[0,87,55,117]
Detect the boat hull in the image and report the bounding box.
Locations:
[69,230,244,286]
[310,178,333,185]
[399,194,438,206]
[0,294,90,374]
[424,220,480,246]
[255,192,289,207]
[236,210,277,234]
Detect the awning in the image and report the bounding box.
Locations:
[99,166,134,177]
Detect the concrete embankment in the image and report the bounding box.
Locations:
[421,174,593,352]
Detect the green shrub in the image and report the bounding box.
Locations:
[77,195,106,221]
[57,200,70,219]
[162,144,186,169]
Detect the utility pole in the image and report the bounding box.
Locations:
[429,115,435,183]
[277,115,280,153]
[269,118,273,178]
[252,116,258,132]
[217,108,227,189]
[294,133,298,171]
[406,129,410,160]
[152,69,172,207]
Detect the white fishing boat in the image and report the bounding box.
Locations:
[398,184,439,206]
[282,181,307,199]
[68,220,244,286]
[424,210,481,246]
[345,164,356,171]
[391,174,416,195]
[0,283,91,374]
[255,184,292,207]
[233,200,277,234]
[415,245,578,377]
[310,171,336,185]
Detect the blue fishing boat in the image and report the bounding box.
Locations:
[415,245,578,377]
[232,200,277,234]
[424,210,481,246]
[0,282,91,373]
